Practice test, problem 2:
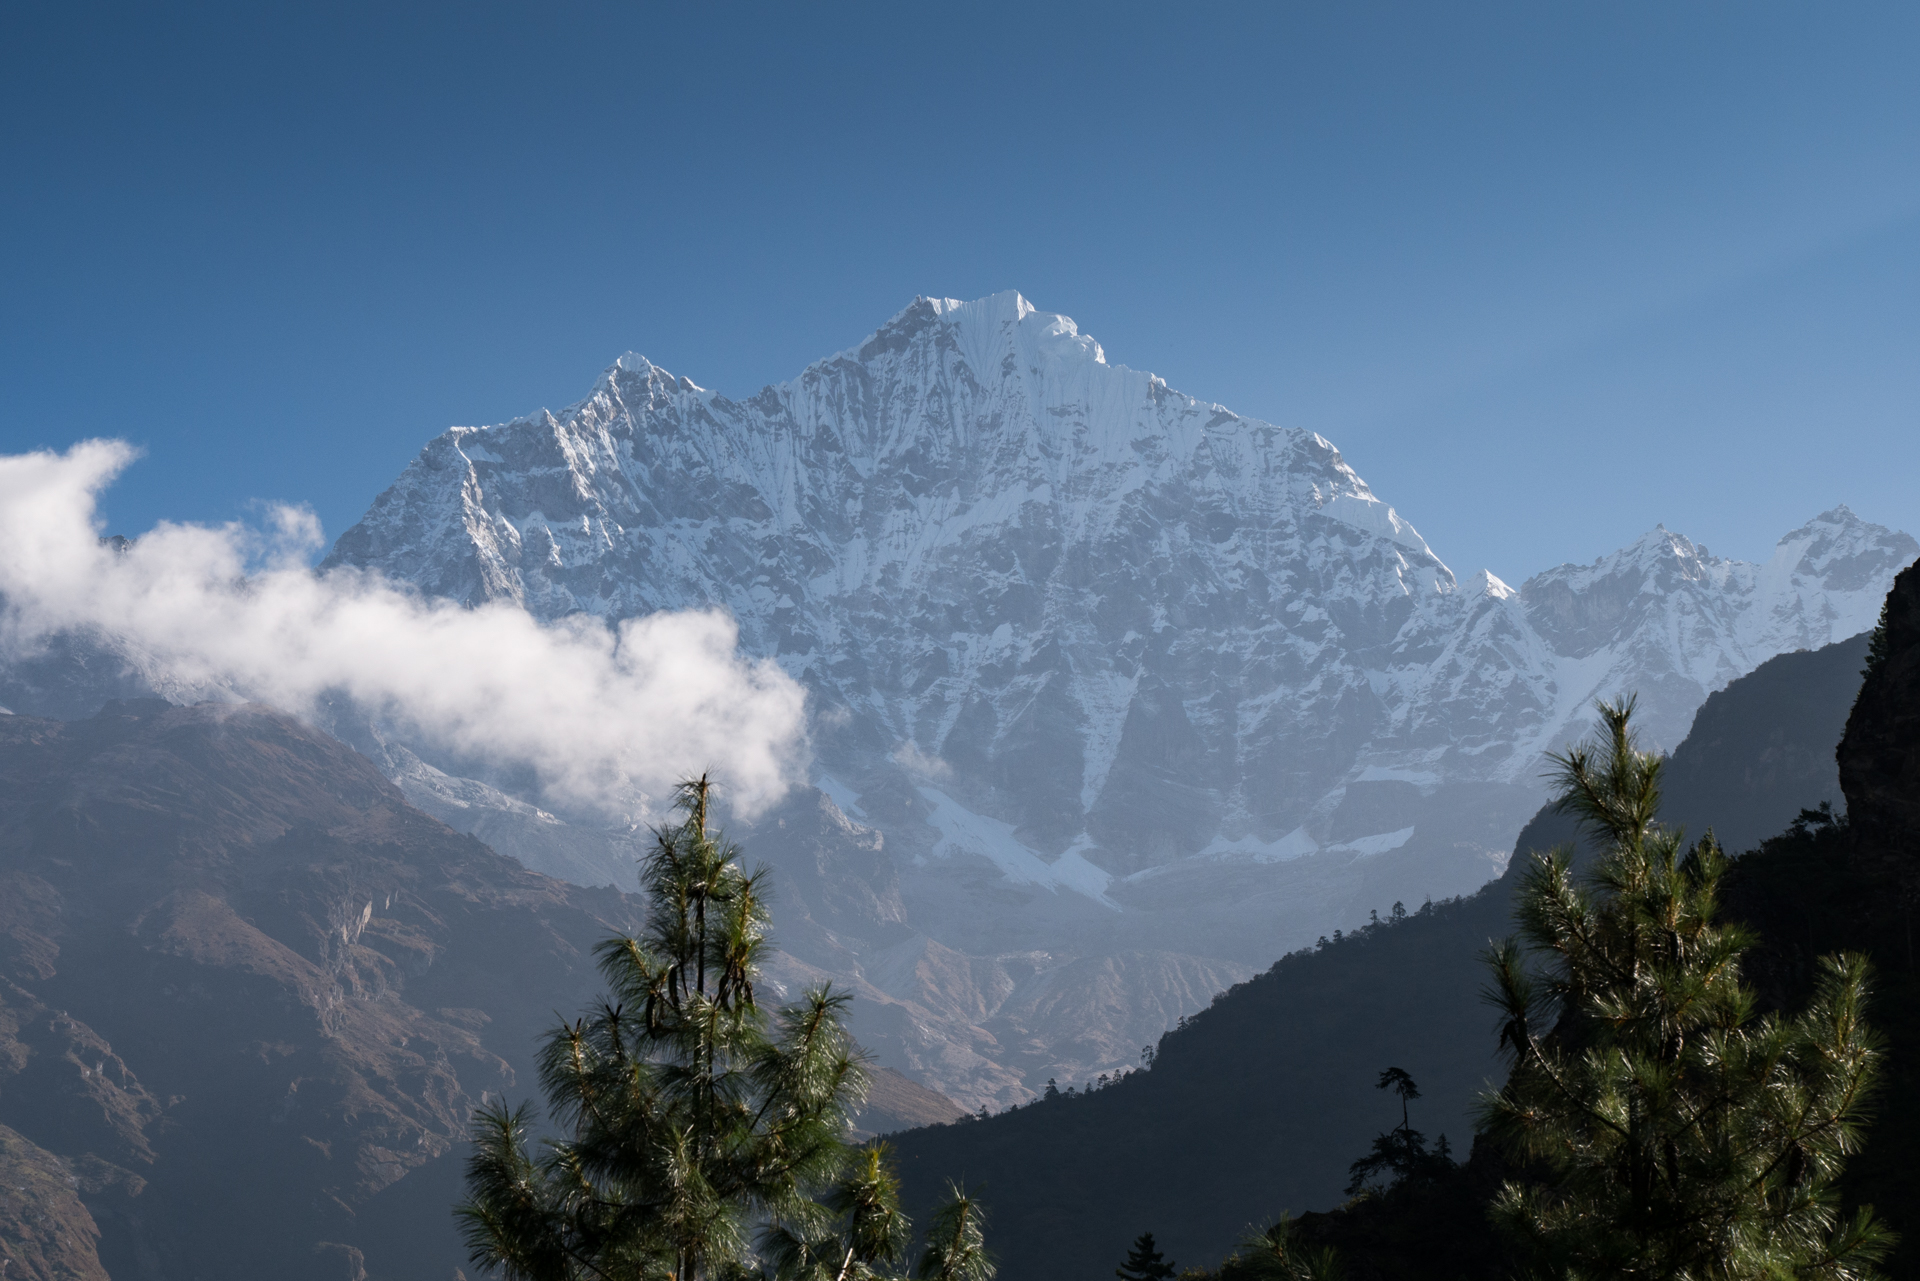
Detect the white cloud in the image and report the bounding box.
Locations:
[0,440,810,820]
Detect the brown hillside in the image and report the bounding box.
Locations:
[0,699,642,1280]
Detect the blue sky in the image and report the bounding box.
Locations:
[3,1,1915,585]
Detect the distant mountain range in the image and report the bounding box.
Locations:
[0,292,1914,1277]
[314,291,1914,1102]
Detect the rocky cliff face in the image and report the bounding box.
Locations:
[1839,561,1920,881]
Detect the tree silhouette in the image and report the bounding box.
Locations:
[1115,1232,1176,1281]
[1345,1066,1450,1196]
[1375,1067,1417,1133]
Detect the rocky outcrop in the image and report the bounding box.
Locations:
[1839,560,1920,881]
[0,1124,109,1281]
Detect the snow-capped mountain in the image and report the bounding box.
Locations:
[329,291,1911,868]
[316,291,1916,1103]
[3,293,1901,1107]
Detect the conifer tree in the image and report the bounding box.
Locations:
[458,776,992,1281]
[1863,597,1892,679]
[1216,1216,1342,1281]
[1480,699,1892,1281]
[764,1160,991,1281]
[915,1187,993,1281]
[1115,1232,1176,1281]
[763,1142,915,1281]
[1344,1067,1451,1195]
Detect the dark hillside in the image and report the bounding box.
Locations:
[891,634,1874,1281]
[1660,631,1868,851]
[1723,561,1920,1271]
[1717,818,1920,1276]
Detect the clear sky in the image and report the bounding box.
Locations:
[3,1,1915,586]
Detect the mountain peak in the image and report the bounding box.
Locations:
[606,351,704,394]
[1603,523,1707,566]
[1767,505,1918,590]
[1779,504,1881,544]
[1467,569,1516,600]
[327,292,1916,898]
[926,289,1033,323]
[840,291,1108,375]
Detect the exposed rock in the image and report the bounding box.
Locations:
[0,1124,108,1281]
[1839,560,1920,882]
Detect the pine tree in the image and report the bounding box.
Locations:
[763,1141,909,1281]
[1480,698,1892,1281]
[765,1161,992,1281]
[1863,597,1892,679]
[1115,1232,1176,1281]
[1216,1216,1343,1281]
[915,1187,993,1281]
[458,776,992,1281]
[1344,1067,1452,1195]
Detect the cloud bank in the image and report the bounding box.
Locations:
[0,441,810,819]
